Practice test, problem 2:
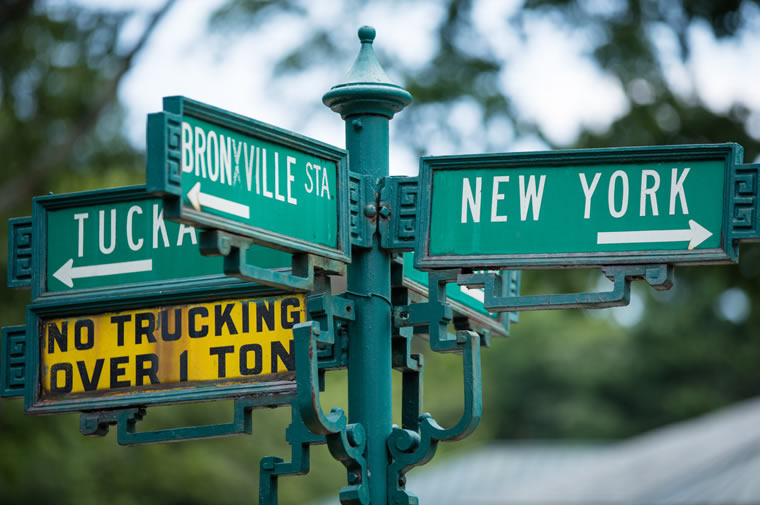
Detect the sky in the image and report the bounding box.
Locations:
[71,0,760,173]
[64,0,760,326]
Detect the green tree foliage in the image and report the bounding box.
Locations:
[1,1,759,504]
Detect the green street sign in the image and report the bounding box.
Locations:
[146,96,350,263]
[416,144,750,270]
[24,185,290,299]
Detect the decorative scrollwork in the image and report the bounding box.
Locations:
[387,330,482,505]
[294,321,370,504]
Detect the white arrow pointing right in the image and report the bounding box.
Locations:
[187,182,250,219]
[596,219,713,250]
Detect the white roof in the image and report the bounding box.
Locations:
[406,396,760,504]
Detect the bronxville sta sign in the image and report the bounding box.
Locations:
[147,96,350,263]
[416,144,745,269]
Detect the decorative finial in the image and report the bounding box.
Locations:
[323,26,412,119]
[358,26,376,44]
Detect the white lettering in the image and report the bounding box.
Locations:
[177,224,197,246]
[194,126,206,178]
[669,167,690,215]
[313,164,323,196]
[244,144,254,192]
[126,205,144,251]
[640,170,660,216]
[181,122,193,173]
[219,135,232,185]
[519,175,546,221]
[98,209,116,254]
[152,204,169,249]
[74,213,88,258]
[608,170,629,218]
[207,130,219,182]
[579,172,602,219]
[286,156,298,205]
[274,152,285,202]
[490,176,509,223]
[305,162,315,194]
[321,164,331,200]
[461,177,482,223]
[262,148,273,198]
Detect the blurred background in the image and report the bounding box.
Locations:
[1,0,760,504]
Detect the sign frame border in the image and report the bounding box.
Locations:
[415,143,743,270]
[146,95,351,264]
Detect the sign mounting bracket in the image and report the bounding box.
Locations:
[459,264,673,312]
[379,176,418,252]
[79,394,294,446]
[199,230,346,292]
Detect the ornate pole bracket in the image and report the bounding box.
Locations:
[458,264,673,312]
[389,263,483,503]
[79,395,293,446]
[198,229,346,292]
[294,321,369,504]
[259,402,326,505]
[387,329,482,505]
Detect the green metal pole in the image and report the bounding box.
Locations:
[323,26,412,504]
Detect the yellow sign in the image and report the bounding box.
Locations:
[40,294,304,399]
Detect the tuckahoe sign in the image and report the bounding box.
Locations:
[36,186,290,297]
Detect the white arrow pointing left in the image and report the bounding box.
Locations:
[187,182,250,219]
[53,258,153,288]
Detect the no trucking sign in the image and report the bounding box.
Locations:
[31,294,304,412]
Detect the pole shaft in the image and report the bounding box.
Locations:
[323,26,412,503]
[346,115,392,504]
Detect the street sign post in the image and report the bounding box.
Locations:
[23,185,290,300]
[6,26,759,505]
[146,96,350,264]
[415,144,747,270]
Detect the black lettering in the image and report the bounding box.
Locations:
[188,307,208,338]
[135,353,160,386]
[179,350,188,382]
[77,359,103,391]
[111,315,131,346]
[50,362,73,393]
[215,303,237,336]
[271,340,295,372]
[209,346,234,378]
[239,344,262,375]
[256,300,275,332]
[110,356,130,388]
[241,301,249,333]
[48,321,67,354]
[280,297,301,329]
[134,312,156,344]
[160,309,182,341]
[74,319,95,350]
